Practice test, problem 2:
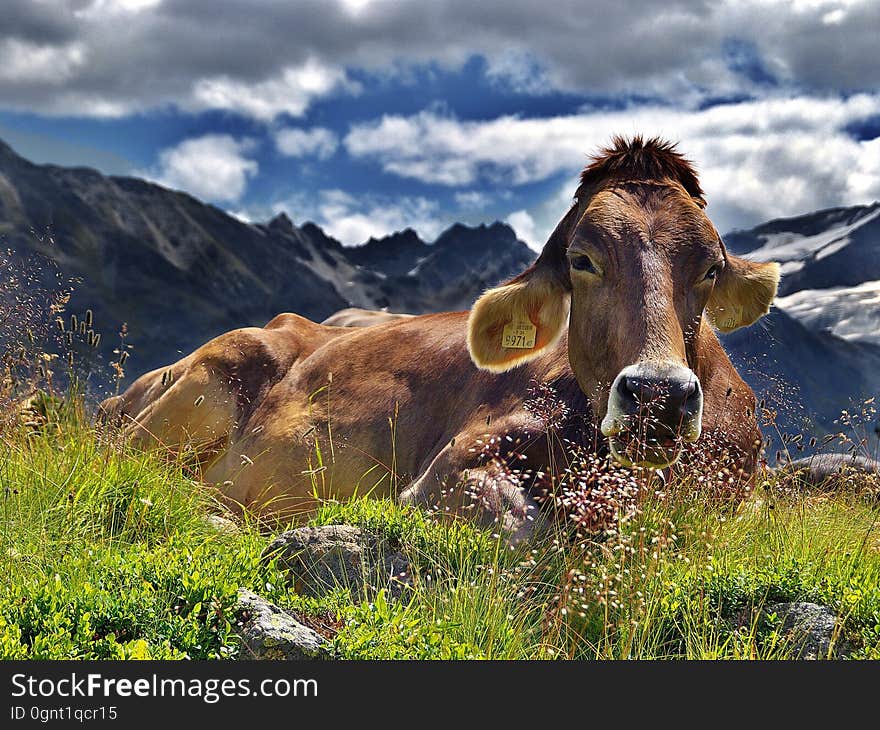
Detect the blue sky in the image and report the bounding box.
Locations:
[1,0,879,249]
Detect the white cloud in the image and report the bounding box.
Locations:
[340,0,374,14]
[454,191,492,209]
[75,0,163,16]
[274,126,339,159]
[483,52,556,96]
[147,134,258,203]
[189,62,353,122]
[345,110,585,185]
[0,39,85,83]
[505,210,538,248]
[346,95,880,234]
[3,0,879,120]
[318,190,445,244]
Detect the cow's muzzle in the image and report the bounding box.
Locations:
[600,362,703,469]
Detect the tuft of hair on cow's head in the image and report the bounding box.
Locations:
[467,135,781,469]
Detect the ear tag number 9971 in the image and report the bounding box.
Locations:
[501,321,537,349]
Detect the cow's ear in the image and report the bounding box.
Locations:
[467,205,575,372]
[706,253,780,332]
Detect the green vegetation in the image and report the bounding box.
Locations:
[1,395,878,660]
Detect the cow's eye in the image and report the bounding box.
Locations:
[570,255,597,273]
[704,263,723,281]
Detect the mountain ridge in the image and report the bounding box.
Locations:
[0,138,535,379]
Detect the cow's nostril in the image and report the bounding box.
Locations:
[618,375,639,401]
[622,374,698,409]
[623,376,662,403]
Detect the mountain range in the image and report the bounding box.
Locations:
[0,139,533,378]
[0,138,877,449]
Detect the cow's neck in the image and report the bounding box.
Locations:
[527,330,601,451]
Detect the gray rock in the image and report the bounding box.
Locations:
[777,453,880,491]
[202,514,240,534]
[262,525,412,601]
[235,589,328,660]
[764,602,849,659]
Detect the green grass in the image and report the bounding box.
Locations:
[1,399,879,660]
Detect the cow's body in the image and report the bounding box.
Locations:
[103,308,758,540]
[101,137,779,540]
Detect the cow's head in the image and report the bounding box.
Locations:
[467,137,780,469]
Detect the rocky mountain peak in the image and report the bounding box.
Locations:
[433,220,518,249]
[365,227,421,246]
[345,227,430,277]
[298,221,343,249]
[267,211,295,232]
[726,200,880,296]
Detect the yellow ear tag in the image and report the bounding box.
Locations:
[501,320,537,349]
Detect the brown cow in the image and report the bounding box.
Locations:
[101,137,779,542]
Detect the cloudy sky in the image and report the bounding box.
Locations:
[1,0,879,249]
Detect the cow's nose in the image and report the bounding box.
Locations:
[619,373,698,414]
[603,362,703,442]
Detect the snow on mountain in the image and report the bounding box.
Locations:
[741,206,880,276]
[725,202,880,345]
[719,201,880,447]
[775,280,880,345]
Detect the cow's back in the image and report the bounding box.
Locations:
[321,308,414,328]
[100,312,348,455]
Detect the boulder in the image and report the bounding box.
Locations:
[777,453,880,492]
[262,525,412,600]
[202,514,240,534]
[235,589,328,660]
[764,602,850,659]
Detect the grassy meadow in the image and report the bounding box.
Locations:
[0,390,878,660]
